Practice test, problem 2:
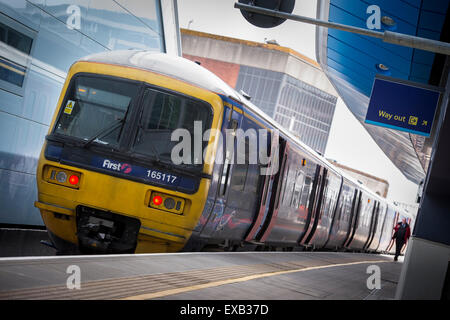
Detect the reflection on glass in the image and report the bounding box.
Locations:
[84,0,163,51]
[0,21,33,87]
[54,75,139,147]
[133,88,212,166]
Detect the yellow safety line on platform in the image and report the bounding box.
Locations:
[120,260,389,300]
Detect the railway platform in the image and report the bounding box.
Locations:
[0,252,402,300]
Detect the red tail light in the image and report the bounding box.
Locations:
[68,175,79,185]
[152,195,163,206]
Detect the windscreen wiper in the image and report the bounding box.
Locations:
[82,118,124,149]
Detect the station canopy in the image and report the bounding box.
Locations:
[316,0,450,184]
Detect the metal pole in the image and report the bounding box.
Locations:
[234,2,450,56]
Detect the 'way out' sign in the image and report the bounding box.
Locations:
[365,76,441,137]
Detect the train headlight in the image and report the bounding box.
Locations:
[164,197,175,209]
[148,191,185,215]
[55,171,67,183]
[44,166,81,189]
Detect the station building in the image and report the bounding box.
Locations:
[327,159,389,198]
[180,29,338,156]
[0,0,181,226]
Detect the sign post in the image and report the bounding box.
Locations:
[365,76,441,137]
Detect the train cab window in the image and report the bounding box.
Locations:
[0,15,34,94]
[133,88,212,167]
[54,75,139,148]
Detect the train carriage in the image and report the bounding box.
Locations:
[35,51,413,254]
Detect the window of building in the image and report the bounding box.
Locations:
[0,13,34,95]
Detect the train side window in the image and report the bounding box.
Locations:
[300,176,312,209]
[320,180,329,218]
[0,14,35,95]
[282,164,295,206]
[344,197,350,222]
[220,119,238,196]
[244,163,262,195]
[230,137,250,192]
[261,171,270,205]
[364,201,370,227]
[341,194,347,222]
[291,171,305,208]
[280,164,290,205]
[242,131,265,196]
[346,191,353,222]
[270,154,286,207]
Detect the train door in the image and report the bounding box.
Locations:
[340,187,358,247]
[344,190,362,248]
[245,133,286,242]
[307,172,342,249]
[364,201,379,250]
[251,137,289,242]
[369,202,387,252]
[198,103,244,240]
[298,166,327,246]
[323,179,353,250]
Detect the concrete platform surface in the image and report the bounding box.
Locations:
[0,252,402,300]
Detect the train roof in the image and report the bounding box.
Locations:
[79,51,395,206]
[80,50,239,99]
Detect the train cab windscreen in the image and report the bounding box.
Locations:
[52,74,213,171]
[54,75,139,148]
[132,87,213,168]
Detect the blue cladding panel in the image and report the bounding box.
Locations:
[362,0,420,27]
[419,10,446,32]
[326,57,374,96]
[327,29,412,74]
[329,4,415,59]
[422,0,449,12]
[327,0,449,99]
[327,46,374,78]
[402,0,421,8]
[416,28,441,41]
[332,0,420,27]
[410,62,432,80]
[412,50,436,65]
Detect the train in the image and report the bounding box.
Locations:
[35,50,414,254]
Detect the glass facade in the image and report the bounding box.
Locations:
[0,0,165,225]
[235,65,337,155]
[275,75,337,154]
[235,66,283,118]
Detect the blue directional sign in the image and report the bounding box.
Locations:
[365,76,441,137]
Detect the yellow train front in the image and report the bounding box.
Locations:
[35,51,224,254]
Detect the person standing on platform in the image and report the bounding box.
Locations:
[393,218,411,261]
